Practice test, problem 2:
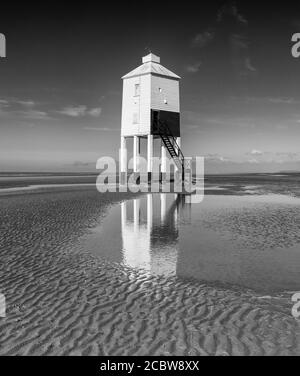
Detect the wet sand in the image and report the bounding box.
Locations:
[0,185,300,356]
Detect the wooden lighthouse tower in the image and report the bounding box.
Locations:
[120,53,184,184]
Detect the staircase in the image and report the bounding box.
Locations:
[158,121,185,173]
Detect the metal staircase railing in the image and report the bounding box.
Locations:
[157,120,185,173]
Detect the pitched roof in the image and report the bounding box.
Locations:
[122,54,181,80]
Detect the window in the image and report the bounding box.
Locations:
[133,113,139,124]
[134,84,140,97]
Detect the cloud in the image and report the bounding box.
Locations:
[192,3,249,49]
[275,152,300,162]
[231,33,249,50]
[249,150,264,156]
[244,57,257,72]
[59,105,88,117]
[88,107,102,117]
[217,2,248,25]
[205,154,229,163]
[244,151,300,164]
[22,110,50,120]
[0,98,104,123]
[185,62,202,73]
[0,98,36,108]
[83,126,118,132]
[0,98,51,121]
[190,3,256,78]
[192,30,215,48]
[59,105,102,118]
[0,99,9,113]
[0,102,9,115]
[268,97,299,105]
[230,34,257,76]
[17,100,36,107]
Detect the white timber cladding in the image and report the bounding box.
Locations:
[121,75,151,137]
[151,75,180,113]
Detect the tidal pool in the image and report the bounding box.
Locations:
[81,194,300,293]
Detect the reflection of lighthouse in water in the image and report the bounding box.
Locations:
[121,194,180,276]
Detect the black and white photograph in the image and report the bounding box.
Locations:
[0,0,300,361]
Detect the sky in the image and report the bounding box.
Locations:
[0,0,300,173]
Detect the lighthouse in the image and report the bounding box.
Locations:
[120,53,184,184]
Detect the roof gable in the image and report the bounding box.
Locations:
[122,54,181,80]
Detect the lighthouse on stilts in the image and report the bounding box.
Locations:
[120,53,185,187]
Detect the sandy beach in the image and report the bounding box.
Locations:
[0,180,300,356]
[2,0,300,358]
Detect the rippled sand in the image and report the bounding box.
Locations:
[0,187,300,356]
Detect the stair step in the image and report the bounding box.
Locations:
[160,129,185,166]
